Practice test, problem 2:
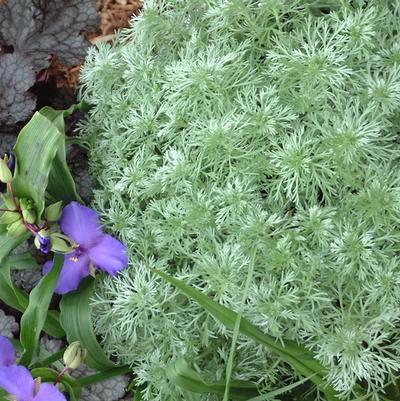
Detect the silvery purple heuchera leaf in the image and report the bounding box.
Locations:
[0,0,99,70]
[0,53,36,124]
[0,0,99,124]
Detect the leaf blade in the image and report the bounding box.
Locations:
[19,254,64,365]
[59,277,116,371]
[152,269,340,401]
[167,358,259,400]
[0,261,64,337]
[13,112,64,216]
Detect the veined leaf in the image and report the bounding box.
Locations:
[168,358,259,400]
[0,261,64,337]
[39,106,81,204]
[13,111,63,217]
[13,106,80,218]
[60,277,116,371]
[0,230,29,265]
[8,252,40,270]
[19,254,64,366]
[152,269,342,401]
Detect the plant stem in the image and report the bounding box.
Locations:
[76,366,131,387]
[32,349,65,369]
[0,208,19,212]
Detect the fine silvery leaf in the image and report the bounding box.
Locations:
[0,53,36,124]
[0,0,99,71]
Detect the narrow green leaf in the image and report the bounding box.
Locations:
[0,230,29,265]
[19,254,64,365]
[223,251,256,401]
[13,112,64,217]
[76,366,132,387]
[134,389,143,401]
[13,106,80,218]
[247,375,315,401]
[31,367,81,401]
[152,269,341,401]
[60,277,116,371]
[167,358,259,400]
[8,252,40,270]
[179,390,202,401]
[0,261,64,337]
[38,106,81,204]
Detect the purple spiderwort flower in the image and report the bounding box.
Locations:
[43,202,129,294]
[0,336,66,401]
[0,336,15,367]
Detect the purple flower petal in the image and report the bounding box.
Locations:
[0,336,15,366]
[88,234,129,276]
[43,253,90,295]
[33,383,67,401]
[60,202,103,248]
[0,365,34,401]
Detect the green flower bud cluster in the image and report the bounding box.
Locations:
[20,198,36,224]
[0,193,26,237]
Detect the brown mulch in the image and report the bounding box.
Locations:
[49,0,142,90]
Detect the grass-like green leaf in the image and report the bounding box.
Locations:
[152,269,341,401]
[0,261,64,337]
[8,252,40,270]
[60,277,116,371]
[13,111,64,216]
[39,106,81,204]
[13,106,80,218]
[0,228,29,265]
[19,254,64,366]
[167,358,259,400]
[246,375,314,401]
[31,367,81,401]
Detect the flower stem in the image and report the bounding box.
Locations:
[55,366,70,385]
[7,182,18,209]
[0,208,19,212]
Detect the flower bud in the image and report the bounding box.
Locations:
[19,198,33,212]
[50,233,75,254]
[7,219,27,237]
[45,201,63,222]
[0,158,13,183]
[22,208,36,224]
[0,211,21,225]
[1,193,17,210]
[63,341,86,370]
[34,229,52,254]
